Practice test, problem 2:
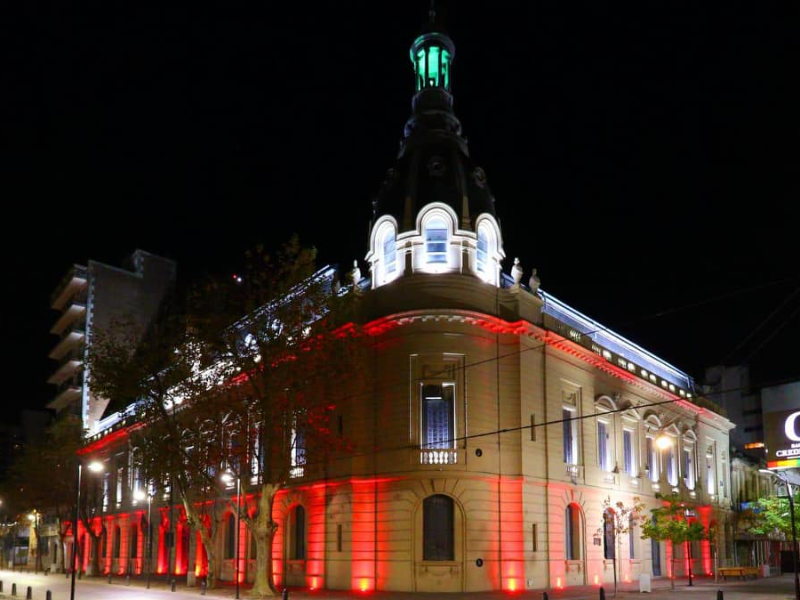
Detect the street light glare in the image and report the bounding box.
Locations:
[656,435,672,450]
[27,513,36,522]
[221,472,234,485]
[87,461,104,473]
[133,489,147,501]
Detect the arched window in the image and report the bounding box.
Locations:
[287,505,306,560]
[425,217,448,264]
[224,513,236,559]
[603,508,615,559]
[423,495,454,561]
[476,226,489,275]
[565,504,583,561]
[382,227,397,280]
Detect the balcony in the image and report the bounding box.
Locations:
[566,464,581,483]
[420,449,458,465]
[47,349,83,384]
[49,322,86,360]
[51,265,88,311]
[49,378,82,411]
[51,295,87,335]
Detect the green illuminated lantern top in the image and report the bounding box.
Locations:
[410,20,455,93]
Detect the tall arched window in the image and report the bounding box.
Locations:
[603,508,615,559]
[288,505,306,560]
[382,227,397,280]
[565,504,583,561]
[425,217,448,264]
[423,495,454,561]
[476,226,489,275]
[224,513,236,559]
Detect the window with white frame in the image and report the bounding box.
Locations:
[102,471,111,512]
[665,442,678,486]
[476,226,488,275]
[683,444,695,490]
[421,382,455,449]
[562,407,578,465]
[290,424,306,478]
[129,449,143,502]
[646,436,659,482]
[705,443,716,496]
[425,217,448,264]
[382,226,397,281]
[598,420,612,472]
[115,455,124,507]
[623,428,636,476]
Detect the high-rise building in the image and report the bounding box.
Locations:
[47,250,176,433]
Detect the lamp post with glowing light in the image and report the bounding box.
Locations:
[221,470,241,600]
[133,488,153,589]
[70,460,104,600]
[683,507,694,587]
[27,511,40,573]
[760,469,799,600]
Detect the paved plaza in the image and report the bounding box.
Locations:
[0,570,796,600]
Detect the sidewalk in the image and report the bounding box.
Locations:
[0,569,795,600]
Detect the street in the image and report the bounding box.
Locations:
[0,571,797,600]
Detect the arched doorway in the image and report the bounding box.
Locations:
[284,505,306,586]
[564,503,586,587]
[603,508,616,584]
[651,515,662,576]
[414,494,464,592]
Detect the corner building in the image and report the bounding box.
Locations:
[77,18,734,592]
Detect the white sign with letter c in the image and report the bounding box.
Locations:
[785,411,800,443]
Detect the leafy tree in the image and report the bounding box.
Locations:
[742,487,800,540]
[89,237,366,596]
[599,496,646,595]
[88,302,231,587]
[641,494,705,589]
[4,416,81,573]
[188,238,367,597]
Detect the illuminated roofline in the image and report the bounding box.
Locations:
[540,290,694,391]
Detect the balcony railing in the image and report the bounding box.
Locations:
[420,449,458,465]
[566,464,580,483]
[50,264,88,309]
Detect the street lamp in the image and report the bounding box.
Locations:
[683,507,695,587]
[71,460,104,600]
[27,511,40,574]
[760,469,799,600]
[221,470,241,600]
[133,488,154,589]
[656,435,673,450]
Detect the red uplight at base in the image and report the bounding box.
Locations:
[358,579,371,593]
[594,575,599,585]
[556,577,563,589]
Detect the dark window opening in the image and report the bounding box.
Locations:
[423,494,454,561]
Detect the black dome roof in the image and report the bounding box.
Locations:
[371,28,497,234]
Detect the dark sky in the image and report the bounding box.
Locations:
[3,1,798,422]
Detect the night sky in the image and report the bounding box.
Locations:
[3,1,797,422]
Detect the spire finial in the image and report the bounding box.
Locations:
[429,0,436,23]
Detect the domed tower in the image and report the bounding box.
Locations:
[366,11,505,288]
